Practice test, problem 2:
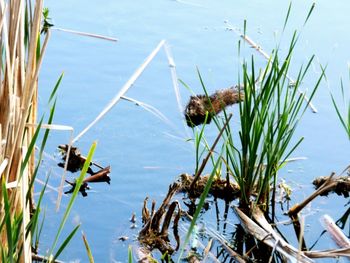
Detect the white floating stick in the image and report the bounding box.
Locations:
[72,40,166,144]
[52,27,118,42]
[321,214,350,248]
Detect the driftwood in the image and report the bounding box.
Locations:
[64,166,111,197]
[184,87,243,127]
[288,173,338,217]
[179,173,240,201]
[138,183,182,255]
[313,175,350,197]
[58,144,104,174]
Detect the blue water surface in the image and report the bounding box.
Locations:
[37,1,350,262]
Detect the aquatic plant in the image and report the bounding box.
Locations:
[0,1,96,261]
[230,39,321,210]
[331,70,350,140]
[0,0,50,261]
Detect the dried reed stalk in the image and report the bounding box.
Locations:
[0,0,48,261]
[235,207,314,263]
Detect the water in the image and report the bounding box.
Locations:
[37,0,350,262]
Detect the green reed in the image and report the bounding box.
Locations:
[225,33,323,210]
[331,72,350,140]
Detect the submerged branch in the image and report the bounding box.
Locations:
[139,183,181,255]
[313,175,350,197]
[288,173,337,217]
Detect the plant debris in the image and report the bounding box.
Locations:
[288,173,339,217]
[235,207,314,263]
[64,166,111,197]
[184,87,243,127]
[118,236,129,242]
[313,175,350,197]
[58,144,104,174]
[64,181,90,197]
[138,183,181,255]
[178,173,240,201]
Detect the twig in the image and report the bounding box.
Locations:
[189,114,232,190]
[304,247,350,259]
[212,236,247,263]
[288,173,336,217]
[72,40,166,143]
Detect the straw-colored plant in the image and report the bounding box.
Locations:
[0,0,49,261]
[0,0,90,262]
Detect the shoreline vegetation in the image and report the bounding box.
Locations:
[0,0,47,261]
[1,1,349,263]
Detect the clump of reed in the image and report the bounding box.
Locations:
[0,1,90,262]
[0,0,48,261]
[174,6,328,261]
[227,34,323,211]
[187,16,324,214]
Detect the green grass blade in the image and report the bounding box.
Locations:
[48,141,97,258]
[177,155,222,262]
[26,99,57,203]
[304,2,315,25]
[49,73,64,103]
[331,93,349,137]
[128,246,133,263]
[26,174,49,238]
[20,117,43,176]
[53,224,80,260]
[2,178,14,263]
[283,2,292,31]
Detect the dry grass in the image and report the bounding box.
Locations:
[0,0,49,261]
